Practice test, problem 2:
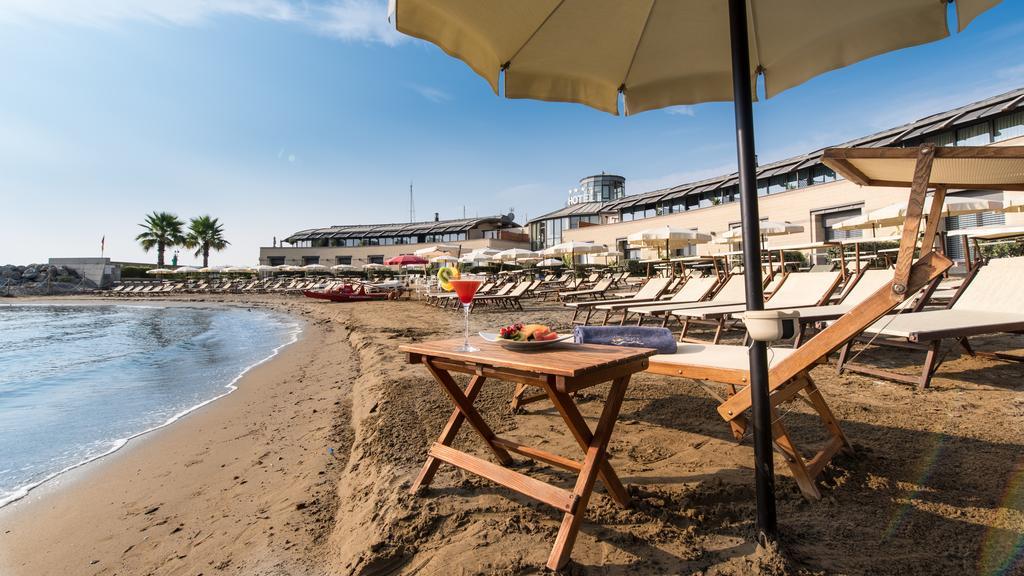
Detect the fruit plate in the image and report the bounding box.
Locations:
[478,332,574,350]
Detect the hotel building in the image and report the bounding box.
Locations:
[552,87,1024,266]
[259,213,528,267]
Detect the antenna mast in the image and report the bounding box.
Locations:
[409,181,415,223]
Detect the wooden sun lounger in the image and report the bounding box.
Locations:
[632,274,747,325]
[592,275,712,326]
[645,144,1006,498]
[673,271,844,344]
[558,277,614,302]
[617,276,720,325]
[565,277,674,325]
[472,281,531,310]
[837,255,1024,388]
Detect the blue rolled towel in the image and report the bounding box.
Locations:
[573,326,677,354]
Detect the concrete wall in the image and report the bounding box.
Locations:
[258,237,530,266]
[48,257,118,288]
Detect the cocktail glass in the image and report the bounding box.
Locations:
[449,277,483,352]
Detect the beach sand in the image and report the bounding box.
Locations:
[1,294,1022,575]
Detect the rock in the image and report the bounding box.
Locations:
[20,267,38,280]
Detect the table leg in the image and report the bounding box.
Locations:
[424,360,513,466]
[546,376,630,571]
[411,374,488,494]
[543,383,631,508]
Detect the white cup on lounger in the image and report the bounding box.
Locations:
[742,310,800,342]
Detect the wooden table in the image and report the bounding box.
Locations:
[400,336,655,571]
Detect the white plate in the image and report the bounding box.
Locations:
[479,331,573,350]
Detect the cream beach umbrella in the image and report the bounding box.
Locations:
[254,264,277,272]
[833,198,1006,231]
[537,258,564,267]
[363,263,389,270]
[429,255,459,264]
[718,221,804,241]
[174,266,200,274]
[388,0,1000,543]
[146,268,174,275]
[414,244,460,257]
[494,248,539,263]
[223,266,254,274]
[628,226,712,260]
[331,264,358,272]
[540,241,607,267]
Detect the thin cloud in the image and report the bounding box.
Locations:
[665,105,696,117]
[0,0,405,46]
[410,84,452,103]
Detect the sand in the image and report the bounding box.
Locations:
[1,293,1022,575]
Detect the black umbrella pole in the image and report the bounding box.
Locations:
[728,0,777,542]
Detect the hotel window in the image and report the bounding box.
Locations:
[335,256,352,265]
[268,256,285,266]
[811,165,837,185]
[302,256,320,265]
[956,123,991,146]
[816,206,863,241]
[994,111,1024,142]
[925,130,955,147]
[368,255,384,265]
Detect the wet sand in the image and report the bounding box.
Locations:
[1,294,1022,575]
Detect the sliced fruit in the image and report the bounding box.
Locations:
[437,266,460,292]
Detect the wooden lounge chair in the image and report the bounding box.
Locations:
[836,255,1024,388]
[645,144,1014,499]
[564,277,673,325]
[472,281,531,310]
[672,271,843,344]
[630,274,747,326]
[617,275,720,325]
[558,277,615,302]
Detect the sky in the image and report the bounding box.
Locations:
[2,1,1024,266]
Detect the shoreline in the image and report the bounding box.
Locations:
[0,299,303,510]
[0,295,343,576]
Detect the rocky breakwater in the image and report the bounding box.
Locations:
[0,264,96,296]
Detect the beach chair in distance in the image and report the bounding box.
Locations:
[645,144,1004,499]
[558,277,614,303]
[630,274,747,327]
[597,275,718,326]
[836,255,1024,388]
[472,281,531,310]
[565,277,673,325]
[673,271,843,344]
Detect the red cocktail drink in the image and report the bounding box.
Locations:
[449,277,483,352]
[449,279,482,305]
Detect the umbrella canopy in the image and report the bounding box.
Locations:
[146,268,174,275]
[222,266,254,273]
[493,248,540,262]
[174,266,200,274]
[834,198,1005,230]
[385,254,429,266]
[331,264,358,271]
[628,226,712,259]
[537,258,564,267]
[254,264,277,272]
[458,253,493,265]
[414,244,460,257]
[718,221,804,240]
[467,248,500,257]
[429,255,459,264]
[302,264,329,273]
[539,241,606,257]
[363,263,389,270]
[388,0,1000,548]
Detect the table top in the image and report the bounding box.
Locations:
[400,337,655,378]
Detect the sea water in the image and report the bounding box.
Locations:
[0,303,300,507]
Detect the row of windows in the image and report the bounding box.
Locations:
[614,109,1024,225]
[289,231,469,248]
[530,215,601,249]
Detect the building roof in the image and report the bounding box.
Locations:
[596,86,1024,212]
[285,213,517,242]
[528,202,607,224]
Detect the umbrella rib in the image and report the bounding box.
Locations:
[502,0,565,71]
[620,0,657,99]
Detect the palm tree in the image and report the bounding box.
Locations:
[136,212,186,267]
[184,215,229,268]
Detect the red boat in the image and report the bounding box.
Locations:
[304,284,395,302]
